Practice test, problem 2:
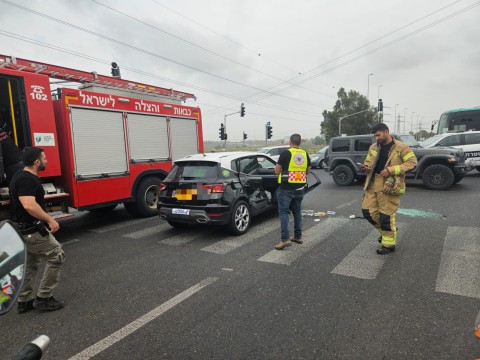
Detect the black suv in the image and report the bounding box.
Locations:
[158,152,320,235]
[324,134,470,190]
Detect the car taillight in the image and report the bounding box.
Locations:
[204,183,224,193]
[159,183,167,191]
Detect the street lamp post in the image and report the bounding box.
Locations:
[394,104,399,134]
[410,112,415,132]
[403,107,408,133]
[367,73,373,102]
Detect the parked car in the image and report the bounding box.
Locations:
[310,146,329,169]
[420,131,480,172]
[257,145,290,162]
[324,134,471,190]
[158,152,321,235]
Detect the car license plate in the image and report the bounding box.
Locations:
[172,208,190,215]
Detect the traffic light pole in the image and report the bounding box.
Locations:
[224,111,239,149]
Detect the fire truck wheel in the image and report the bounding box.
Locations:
[88,205,118,213]
[133,177,163,217]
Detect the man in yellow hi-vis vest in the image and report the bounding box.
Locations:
[274,134,311,250]
[361,123,417,254]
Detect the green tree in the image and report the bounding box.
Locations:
[321,88,378,141]
[313,136,324,145]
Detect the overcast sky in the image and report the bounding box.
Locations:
[1,0,479,142]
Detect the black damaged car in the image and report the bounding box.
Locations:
[158,152,320,235]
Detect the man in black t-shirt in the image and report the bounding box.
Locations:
[10,147,65,313]
[274,134,311,250]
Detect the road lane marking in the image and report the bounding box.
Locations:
[68,277,219,360]
[201,218,280,254]
[257,217,348,265]
[91,218,153,234]
[123,224,169,239]
[435,226,480,300]
[331,223,404,279]
[159,229,214,246]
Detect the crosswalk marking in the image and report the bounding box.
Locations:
[435,226,480,300]
[201,218,280,254]
[257,217,348,265]
[160,230,214,246]
[123,224,168,239]
[330,223,404,279]
[91,218,153,234]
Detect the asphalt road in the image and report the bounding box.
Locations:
[2,169,480,359]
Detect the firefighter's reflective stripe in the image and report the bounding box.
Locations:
[370,149,378,157]
[399,187,406,195]
[394,165,401,175]
[278,148,308,184]
[403,151,415,162]
[382,235,396,246]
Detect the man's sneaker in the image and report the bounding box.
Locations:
[275,240,292,250]
[33,296,64,312]
[289,236,303,244]
[17,299,35,314]
[376,246,395,255]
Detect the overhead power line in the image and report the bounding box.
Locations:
[0,0,327,108]
[208,0,479,112]
[0,30,331,118]
[90,0,333,99]
[150,0,304,75]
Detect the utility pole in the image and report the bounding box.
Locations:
[367,73,374,102]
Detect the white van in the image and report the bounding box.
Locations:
[420,131,480,171]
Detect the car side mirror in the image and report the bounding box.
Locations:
[0,221,26,316]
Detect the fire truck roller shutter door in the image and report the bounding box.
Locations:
[127,113,169,162]
[169,118,199,161]
[70,107,128,177]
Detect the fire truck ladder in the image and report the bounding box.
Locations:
[0,54,196,102]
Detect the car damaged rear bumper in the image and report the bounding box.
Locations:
[158,206,231,225]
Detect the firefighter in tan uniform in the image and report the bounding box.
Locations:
[361,123,417,254]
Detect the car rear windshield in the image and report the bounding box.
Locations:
[165,161,219,181]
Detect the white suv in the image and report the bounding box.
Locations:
[420,131,480,171]
[257,145,290,162]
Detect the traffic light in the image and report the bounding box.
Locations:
[378,99,383,112]
[243,132,247,140]
[219,123,226,140]
[240,103,245,117]
[266,124,273,139]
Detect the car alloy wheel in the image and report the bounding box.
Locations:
[234,203,250,231]
[227,200,251,235]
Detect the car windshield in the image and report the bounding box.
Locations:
[165,161,218,181]
[257,148,270,154]
[319,146,328,154]
[420,134,445,147]
[396,135,420,147]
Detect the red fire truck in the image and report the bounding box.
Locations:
[0,55,204,220]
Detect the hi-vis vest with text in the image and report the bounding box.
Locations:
[278,148,308,184]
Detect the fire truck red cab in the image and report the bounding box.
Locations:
[0,55,203,219]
